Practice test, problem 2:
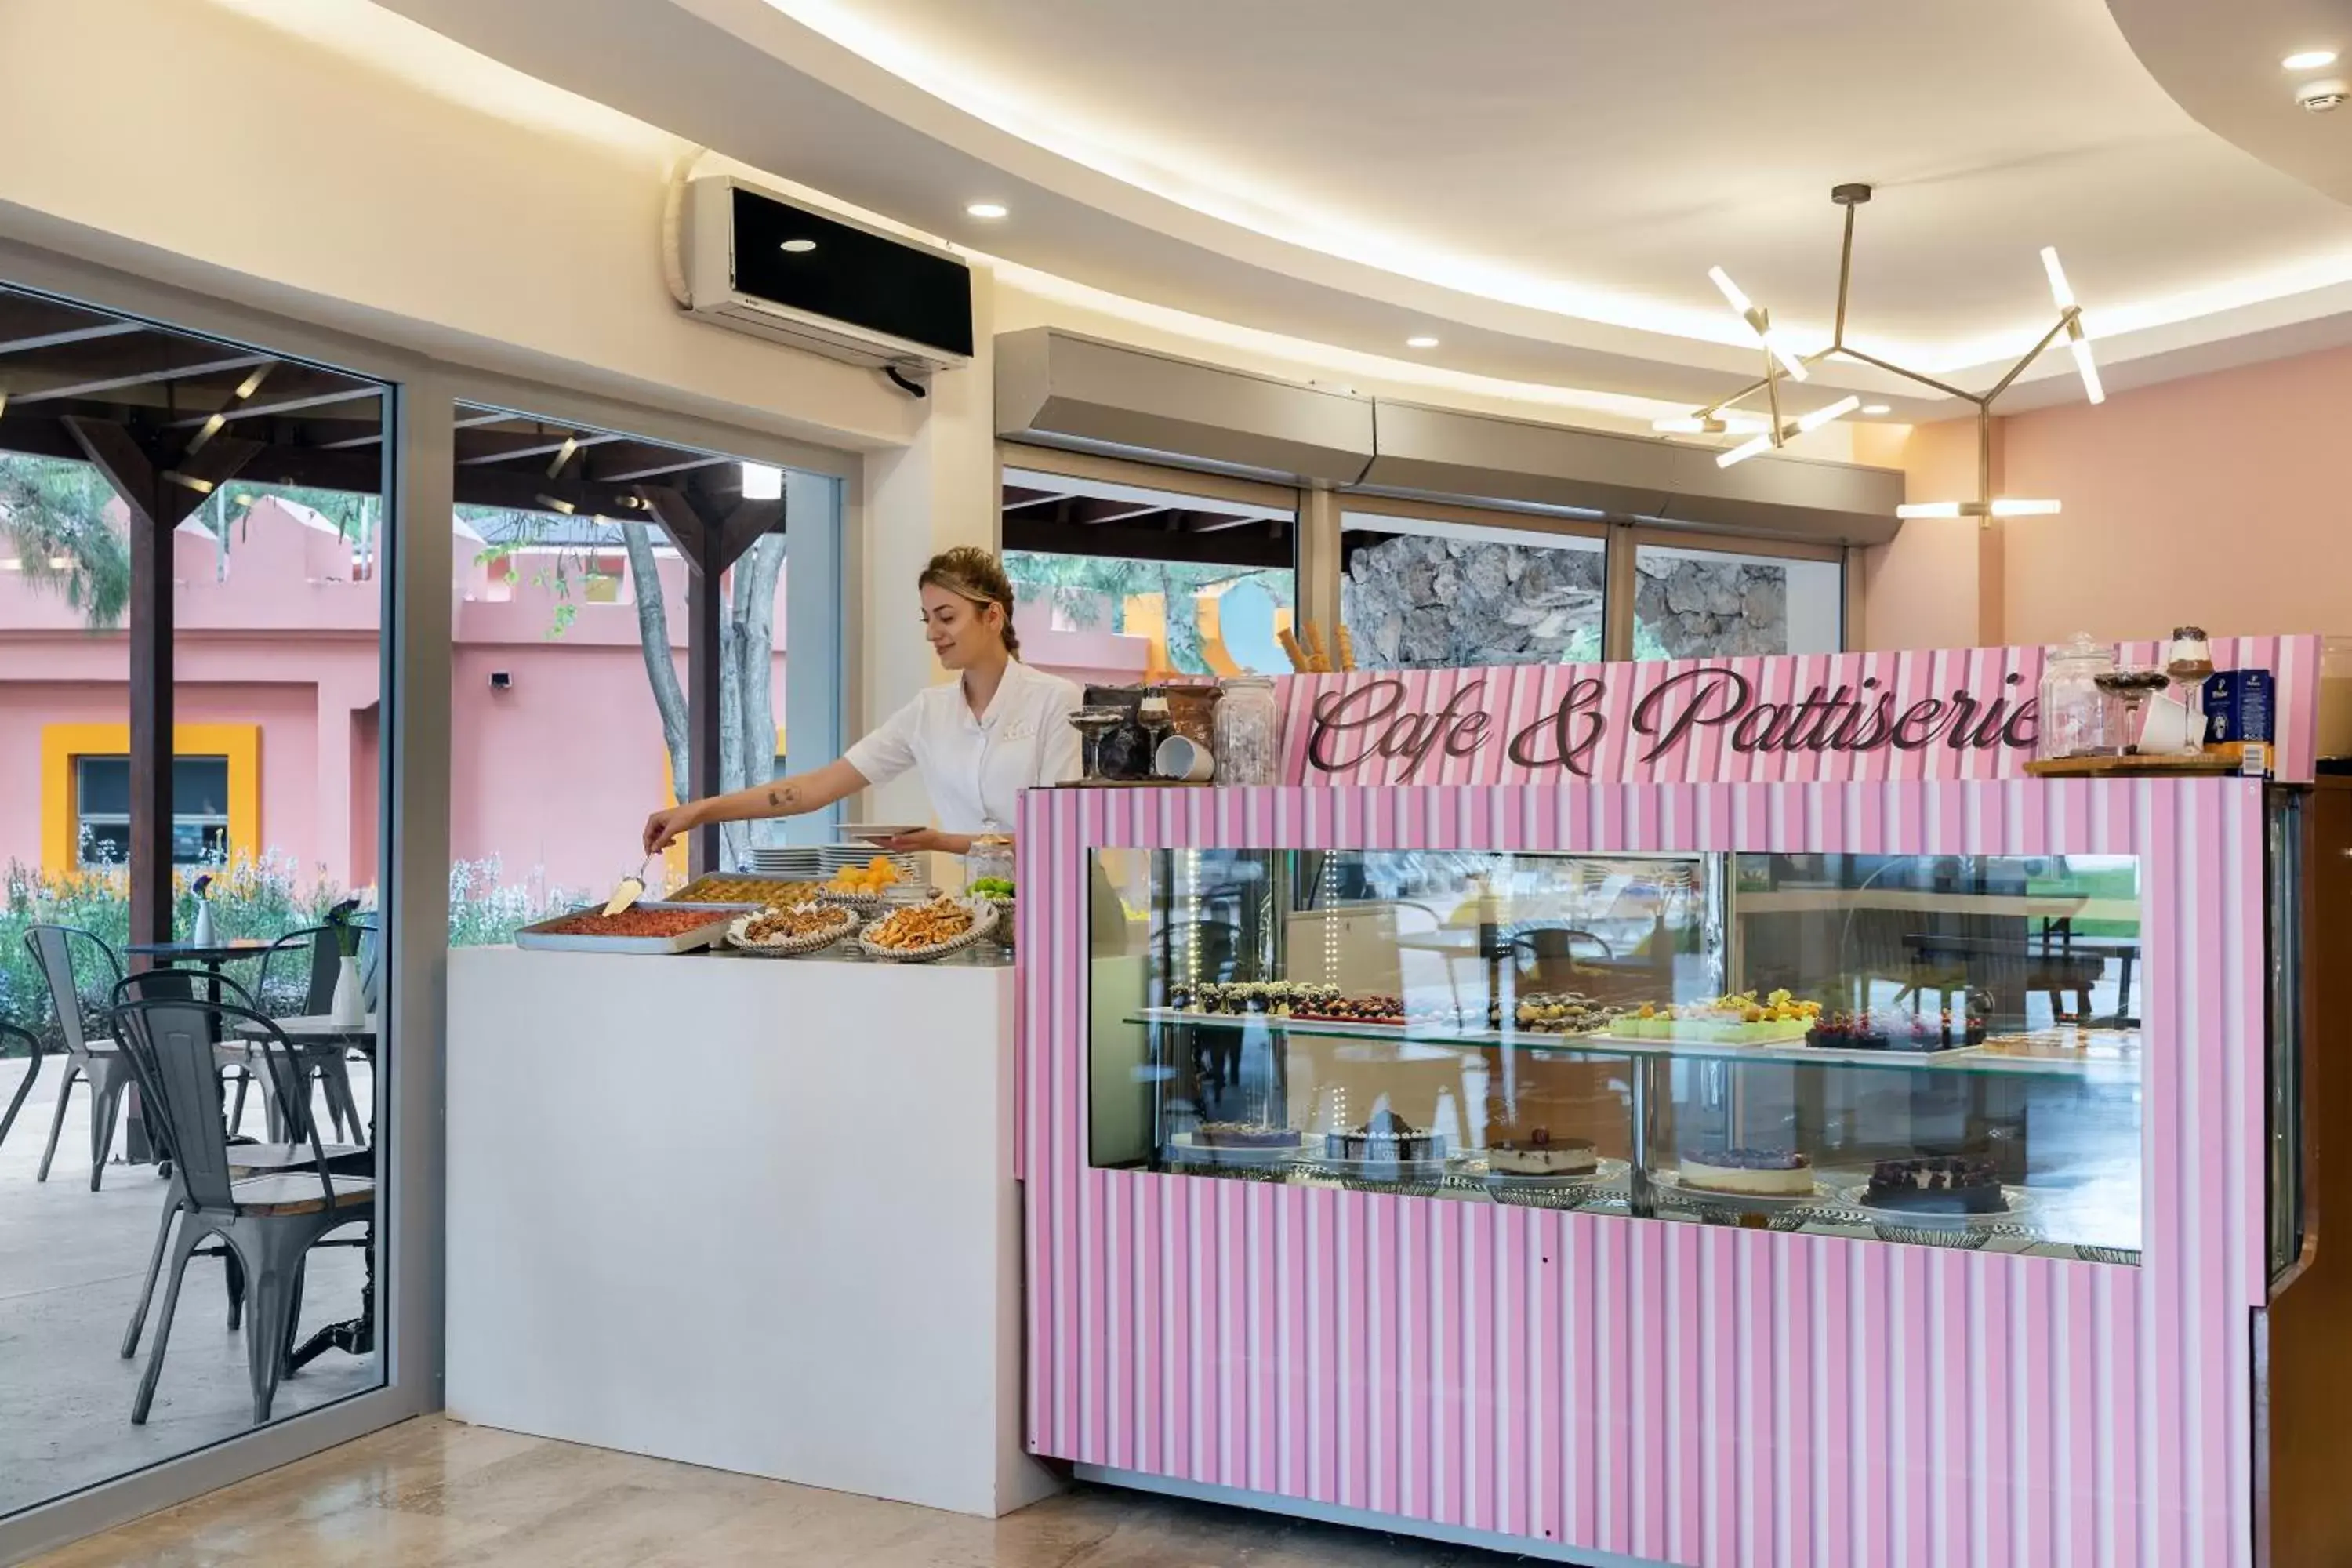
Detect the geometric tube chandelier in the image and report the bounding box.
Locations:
[1659,183,2103,519]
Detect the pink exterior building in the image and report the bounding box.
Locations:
[0,499,1160,897]
[0,499,731,895]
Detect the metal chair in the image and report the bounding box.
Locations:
[109,972,363,1363]
[110,993,374,1425]
[23,925,139,1189]
[0,1018,44,1155]
[252,920,369,1142]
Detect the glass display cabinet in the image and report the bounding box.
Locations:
[1087,846,2148,1260]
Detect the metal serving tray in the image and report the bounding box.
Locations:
[512,902,742,956]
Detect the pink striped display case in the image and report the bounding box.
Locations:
[1019,639,2346,1566]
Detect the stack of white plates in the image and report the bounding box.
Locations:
[746,847,822,879]
[815,844,926,884]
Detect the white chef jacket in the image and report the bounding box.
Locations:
[844,659,1084,833]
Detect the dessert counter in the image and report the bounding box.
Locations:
[1021,633,2352,1567]
[445,944,1058,1518]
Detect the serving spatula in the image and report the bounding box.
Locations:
[602,855,652,918]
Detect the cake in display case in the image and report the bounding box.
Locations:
[1087,845,2148,1260]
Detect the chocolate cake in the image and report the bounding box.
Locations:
[1865,1155,2005,1214]
[1325,1108,1446,1163]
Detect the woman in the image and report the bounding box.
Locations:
[642,547,1082,858]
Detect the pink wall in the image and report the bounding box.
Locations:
[1867,341,2352,650]
[0,498,789,895]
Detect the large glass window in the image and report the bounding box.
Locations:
[1632,538,1842,659]
[1341,511,1605,668]
[0,283,392,1516]
[448,407,842,929]
[1001,466,1294,681]
[1090,845,2143,1262]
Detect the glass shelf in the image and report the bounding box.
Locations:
[1125,1007,2142,1082]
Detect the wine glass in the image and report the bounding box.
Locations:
[1138,688,1173,772]
[1069,706,1124,781]
[2092,668,2172,755]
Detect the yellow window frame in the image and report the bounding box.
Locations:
[40,722,263,874]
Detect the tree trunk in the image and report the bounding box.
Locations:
[622,523,689,805]
[735,532,788,832]
[718,559,747,868]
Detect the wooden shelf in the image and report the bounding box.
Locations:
[2024,753,2241,778]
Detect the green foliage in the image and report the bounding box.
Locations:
[0,852,579,1056]
[1003,550,1292,676]
[0,453,130,630]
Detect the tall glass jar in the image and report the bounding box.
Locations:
[2038,633,2119,760]
[1213,675,1280,784]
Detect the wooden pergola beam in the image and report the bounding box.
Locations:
[9,350,273,406]
[590,449,732,484]
[0,320,145,358]
[60,416,265,947]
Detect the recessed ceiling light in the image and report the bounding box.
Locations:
[2283,48,2339,70]
[965,202,1009,220]
[1405,335,1439,349]
[780,238,818,253]
[1861,403,1892,415]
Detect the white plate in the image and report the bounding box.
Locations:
[1472,1155,1631,1189]
[1654,1166,1839,1212]
[1835,1182,2036,1229]
[1165,1132,1307,1168]
[837,823,922,845]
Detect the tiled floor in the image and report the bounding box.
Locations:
[27,1416,1539,1566]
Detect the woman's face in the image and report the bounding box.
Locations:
[921,583,1003,670]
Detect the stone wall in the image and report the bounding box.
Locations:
[1634,554,1788,659]
[1341,532,1604,668]
[1342,532,1793,666]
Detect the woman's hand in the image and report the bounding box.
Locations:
[642,801,700,855]
[877,828,971,855]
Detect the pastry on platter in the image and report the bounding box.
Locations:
[1678,1145,1815,1197]
[1192,1123,1303,1150]
[1865,1155,2005,1214]
[1325,1109,1446,1163]
[1485,1127,1599,1177]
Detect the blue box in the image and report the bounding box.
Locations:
[2205,669,2275,746]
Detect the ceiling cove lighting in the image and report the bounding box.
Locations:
[740,461,784,500]
[1668,183,2104,519]
[964,202,1009,220]
[2284,49,2339,70]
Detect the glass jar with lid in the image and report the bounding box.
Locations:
[1213,675,1281,785]
[2038,633,2119,760]
[965,831,1014,891]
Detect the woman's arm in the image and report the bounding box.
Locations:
[642,758,869,854]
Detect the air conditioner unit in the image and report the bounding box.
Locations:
[677,176,974,374]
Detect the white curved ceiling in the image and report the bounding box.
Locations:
[376,0,2352,415]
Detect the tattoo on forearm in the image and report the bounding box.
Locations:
[767,785,800,811]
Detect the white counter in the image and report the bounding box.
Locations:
[445,946,1058,1518]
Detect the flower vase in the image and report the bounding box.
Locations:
[330,956,365,1026]
[191,902,216,949]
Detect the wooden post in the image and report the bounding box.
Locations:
[64,418,262,946]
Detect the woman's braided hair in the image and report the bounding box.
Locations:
[918,546,1021,658]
